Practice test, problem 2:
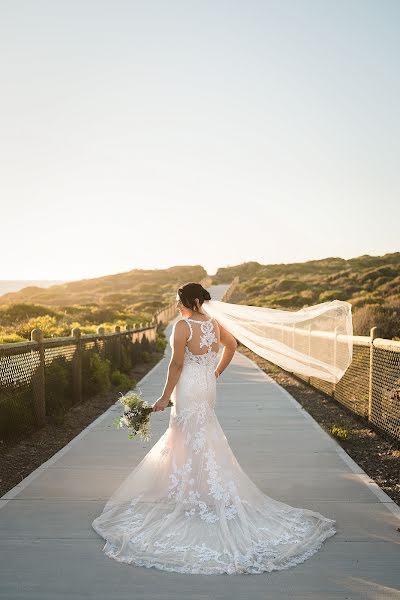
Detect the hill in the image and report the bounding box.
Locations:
[1,252,399,342]
[0,265,207,342]
[213,252,400,339]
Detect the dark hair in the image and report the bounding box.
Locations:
[177,282,211,312]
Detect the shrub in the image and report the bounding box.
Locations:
[0,384,36,437]
[110,370,136,393]
[0,333,27,344]
[155,333,167,352]
[319,289,345,302]
[140,334,151,354]
[353,302,400,338]
[330,425,349,440]
[81,349,112,398]
[44,355,72,424]
[273,279,308,293]
[120,340,133,373]
[0,303,59,326]
[141,351,151,363]
[16,315,60,339]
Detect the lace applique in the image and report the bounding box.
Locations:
[172,400,215,431]
[204,448,239,520]
[184,490,219,523]
[197,320,218,350]
[167,457,193,501]
[184,347,219,366]
[192,426,206,453]
[181,318,219,367]
[165,445,239,524]
[168,445,237,523]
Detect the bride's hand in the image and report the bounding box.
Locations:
[214,369,220,379]
[152,396,170,412]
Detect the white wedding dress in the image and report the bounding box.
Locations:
[92,316,337,575]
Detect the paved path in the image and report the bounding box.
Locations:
[1,284,399,599]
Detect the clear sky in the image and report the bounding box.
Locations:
[1,0,399,281]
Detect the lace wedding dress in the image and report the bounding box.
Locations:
[92,316,337,575]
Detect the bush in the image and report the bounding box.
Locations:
[44,355,72,424]
[330,425,349,440]
[111,370,136,393]
[141,351,151,363]
[140,334,151,354]
[0,333,27,344]
[0,384,36,437]
[319,289,345,302]
[81,349,112,398]
[16,315,60,339]
[353,302,400,338]
[120,340,133,373]
[0,303,59,326]
[273,279,308,293]
[155,333,167,352]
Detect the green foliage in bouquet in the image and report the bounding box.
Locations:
[113,388,173,441]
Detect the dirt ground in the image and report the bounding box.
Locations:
[1,345,399,509]
[0,352,164,498]
[236,344,400,508]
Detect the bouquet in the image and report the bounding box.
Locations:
[113,387,173,441]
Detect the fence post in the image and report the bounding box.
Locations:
[30,328,46,426]
[114,325,121,370]
[72,327,82,405]
[97,326,106,359]
[368,326,378,422]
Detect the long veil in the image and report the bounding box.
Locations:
[202,298,353,383]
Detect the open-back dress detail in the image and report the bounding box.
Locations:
[92,316,336,575]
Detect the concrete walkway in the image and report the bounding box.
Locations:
[1,284,399,599]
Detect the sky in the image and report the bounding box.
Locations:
[1,0,399,281]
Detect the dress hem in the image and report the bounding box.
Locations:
[92,519,337,576]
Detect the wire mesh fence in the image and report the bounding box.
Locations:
[293,328,400,442]
[0,323,158,439]
[0,276,215,440]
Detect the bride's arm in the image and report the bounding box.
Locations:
[152,320,187,411]
[215,322,237,378]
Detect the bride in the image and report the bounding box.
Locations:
[91,282,342,575]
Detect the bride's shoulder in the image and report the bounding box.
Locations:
[170,319,191,342]
[174,317,189,328]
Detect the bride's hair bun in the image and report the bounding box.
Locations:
[202,288,211,301]
[177,282,212,312]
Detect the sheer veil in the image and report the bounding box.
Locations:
[202,298,353,383]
